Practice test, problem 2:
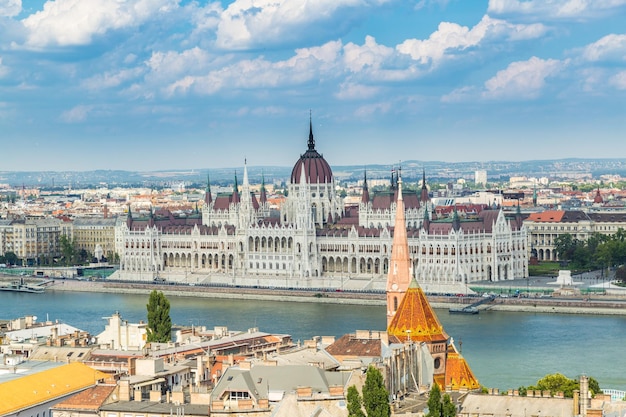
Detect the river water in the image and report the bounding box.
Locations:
[2,290,625,391]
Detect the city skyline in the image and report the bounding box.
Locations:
[1,0,625,172]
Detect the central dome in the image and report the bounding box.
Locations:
[290,120,333,185]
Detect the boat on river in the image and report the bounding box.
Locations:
[449,306,479,314]
[0,277,46,293]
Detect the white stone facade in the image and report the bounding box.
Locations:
[114,127,528,290]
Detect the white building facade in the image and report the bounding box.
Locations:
[114,123,528,291]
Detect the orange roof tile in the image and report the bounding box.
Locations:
[52,384,116,411]
[444,345,480,391]
[387,279,449,343]
[526,210,565,222]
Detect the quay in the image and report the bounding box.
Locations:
[5,274,625,316]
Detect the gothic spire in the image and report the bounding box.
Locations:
[243,158,249,187]
[361,169,370,204]
[420,169,429,203]
[205,173,212,204]
[232,172,240,204]
[148,205,155,228]
[452,207,461,232]
[386,169,411,326]
[422,205,430,233]
[260,172,267,204]
[126,204,133,228]
[308,110,315,151]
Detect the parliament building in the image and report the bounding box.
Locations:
[114,121,528,291]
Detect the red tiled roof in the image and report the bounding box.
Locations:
[52,385,117,410]
[526,210,565,222]
[325,334,382,358]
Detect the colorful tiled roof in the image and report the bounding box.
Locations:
[0,362,108,416]
[387,279,449,343]
[444,345,480,391]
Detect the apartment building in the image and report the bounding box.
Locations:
[523,210,626,261]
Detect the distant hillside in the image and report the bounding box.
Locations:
[1,158,625,188]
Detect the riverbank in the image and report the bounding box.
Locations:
[16,276,626,316]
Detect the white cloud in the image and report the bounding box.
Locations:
[354,101,392,117]
[61,105,92,123]
[582,34,626,61]
[335,82,380,100]
[488,0,626,19]
[414,0,450,11]
[0,0,21,17]
[396,15,546,66]
[0,57,8,78]
[610,71,626,89]
[441,86,477,103]
[482,56,566,99]
[82,67,144,91]
[163,40,343,96]
[146,47,215,82]
[215,0,386,50]
[21,0,178,48]
[343,36,394,72]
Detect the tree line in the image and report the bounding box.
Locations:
[554,229,626,282]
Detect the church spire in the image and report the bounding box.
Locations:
[232,172,240,204]
[148,205,155,228]
[205,173,212,204]
[361,169,370,204]
[386,170,412,326]
[126,204,133,228]
[420,169,429,203]
[422,205,430,233]
[243,158,249,187]
[308,110,315,151]
[452,207,461,232]
[260,172,267,205]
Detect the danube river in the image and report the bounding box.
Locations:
[2,290,625,391]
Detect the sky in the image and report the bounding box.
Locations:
[0,0,625,172]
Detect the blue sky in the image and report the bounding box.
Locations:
[1,0,625,172]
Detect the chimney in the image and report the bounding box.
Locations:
[119,380,131,401]
[573,390,580,416]
[580,375,590,416]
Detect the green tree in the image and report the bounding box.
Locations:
[519,373,603,398]
[362,366,390,417]
[2,251,19,266]
[347,385,365,417]
[59,235,77,266]
[146,290,172,343]
[534,373,578,397]
[426,383,442,417]
[554,233,578,263]
[442,393,456,417]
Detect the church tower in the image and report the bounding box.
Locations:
[386,172,412,326]
[386,170,479,390]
